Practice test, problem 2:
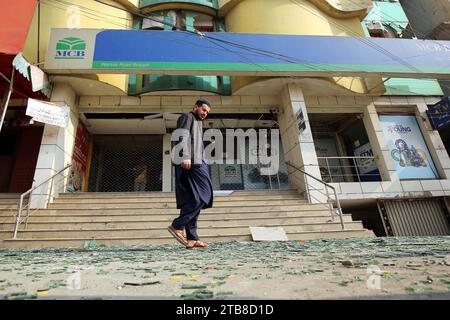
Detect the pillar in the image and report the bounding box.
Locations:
[415,103,449,179]
[30,83,79,208]
[362,103,398,182]
[279,83,324,202]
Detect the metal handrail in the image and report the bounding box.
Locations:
[315,156,379,183]
[286,161,345,230]
[317,156,376,159]
[13,163,72,239]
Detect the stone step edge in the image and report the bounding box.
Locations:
[1,204,333,212]
[49,200,308,206]
[4,219,353,229]
[56,192,305,199]
[0,229,373,243]
[57,190,299,196]
[0,211,340,219]
[1,215,349,225]
[0,221,362,234]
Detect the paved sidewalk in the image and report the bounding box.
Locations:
[0,237,449,300]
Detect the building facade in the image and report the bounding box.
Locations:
[4,0,450,237]
[398,0,450,161]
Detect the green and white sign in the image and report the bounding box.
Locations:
[55,37,86,60]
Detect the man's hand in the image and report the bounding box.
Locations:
[181,159,191,170]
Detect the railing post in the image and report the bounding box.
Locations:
[325,157,332,183]
[48,178,53,207]
[276,172,281,189]
[304,172,311,203]
[13,195,24,239]
[334,188,345,230]
[325,186,334,221]
[353,157,361,183]
[25,196,31,229]
[268,173,273,190]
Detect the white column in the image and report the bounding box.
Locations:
[30,84,79,208]
[162,133,172,192]
[279,83,323,202]
[362,103,399,182]
[415,103,449,179]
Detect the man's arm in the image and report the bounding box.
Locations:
[176,113,193,170]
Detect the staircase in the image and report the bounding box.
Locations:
[0,190,374,249]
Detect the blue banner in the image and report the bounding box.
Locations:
[91,30,450,76]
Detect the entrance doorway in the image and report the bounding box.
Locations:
[88,135,163,192]
[0,126,43,193]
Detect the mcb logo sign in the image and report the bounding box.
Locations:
[55,37,86,59]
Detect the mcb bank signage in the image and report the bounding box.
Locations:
[380,115,438,179]
[45,29,450,78]
[55,37,86,59]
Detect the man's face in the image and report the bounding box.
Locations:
[194,103,211,120]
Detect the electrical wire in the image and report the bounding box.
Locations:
[53,0,449,97]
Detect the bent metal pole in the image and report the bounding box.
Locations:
[0,68,15,134]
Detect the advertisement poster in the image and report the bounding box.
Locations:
[354,143,377,175]
[67,122,90,192]
[380,115,438,179]
[427,97,450,130]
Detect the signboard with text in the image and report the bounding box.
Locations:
[354,143,377,175]
[427,97,450,130]
[26,98,69,128]
[45,29,450,78]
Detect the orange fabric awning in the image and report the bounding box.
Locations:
[0,0,37,54]
[0,1,47,100]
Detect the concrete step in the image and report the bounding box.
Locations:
[0,208,17,215]
[47,199,312,209]
[0,202,19,211]
[57,190,299,198]
[0,203,325,214]
[0,221,365,239]
[0,206,335,219]
[0,199,22,204]
[0,193,21,199]
[0,212,341,226]
[1,215,354,230]
[53,195,304,203]
[0,230,375,249]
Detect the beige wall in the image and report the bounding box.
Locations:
[223,0,384,95]
[224,0,366,36]
[23,0,132,93]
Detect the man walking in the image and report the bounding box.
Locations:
[168,99,213,249]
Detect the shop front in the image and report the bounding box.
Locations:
[81,111,290,192]
[0,107,44,193]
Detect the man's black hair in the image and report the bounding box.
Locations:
[195,98,211,108]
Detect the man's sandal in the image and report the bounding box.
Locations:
[186,240,209,249]
[167,226,187,246]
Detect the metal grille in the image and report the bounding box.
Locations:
[378,198,450,236]
[88,135,163,192]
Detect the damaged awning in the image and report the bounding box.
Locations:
[0,0,52,132]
